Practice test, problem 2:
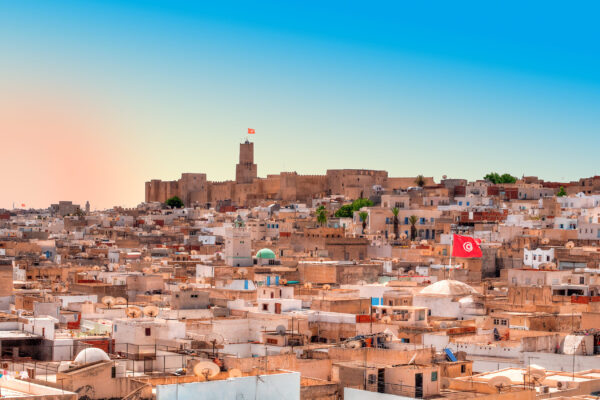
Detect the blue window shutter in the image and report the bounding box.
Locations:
[244,280,248,290]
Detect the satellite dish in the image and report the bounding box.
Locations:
[346,340,362,349]
[126,307,142,318]
[115,297,127,305]
[565,241,575,249]
[279,278,287,285]
[205,333,224,346]
[151,265,161,273]
[92,265,100,271]
[179,283,189,291]
[101,296,116,308]
[420,240,428,245]
[151,294,162,302]
[142,267,151,274]
[228,368,242,378]
[275,325,286,335]
[488,376,512,392]
[541,237,550,245]
[237,268,248,276]
[381,316,392,324]
[408,352,417,365]
[323,284,331,290]
[304,282,312,289]
[143,305,159,317]
[193,361,220,380]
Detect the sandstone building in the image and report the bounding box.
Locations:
[145,140,433,207]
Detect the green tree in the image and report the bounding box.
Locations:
[334,204,354,218]
[557,186,567,197]
[484,172,517,184]
[316,205,328,226]
[334,198,373,218]
[391,207,399,239]
[358,211,369,233]
[351,198,373,211]
[499,173,517,183]
[166,196,184,208]
[415,175,426,187]
[408,215,418,241]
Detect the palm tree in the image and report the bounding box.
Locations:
[316,205,327,227]
[358,211,369,233]
[408,215,418,241]
[415,175,425,188]
[391,207,399,239]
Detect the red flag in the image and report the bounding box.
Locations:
[21,204,25,207]
[248,128,255,134]
[452,234,482,258]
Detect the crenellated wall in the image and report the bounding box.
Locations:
[144,142,434,206]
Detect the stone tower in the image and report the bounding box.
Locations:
[235,140,257,184]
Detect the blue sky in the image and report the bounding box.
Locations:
[1,1,599,208]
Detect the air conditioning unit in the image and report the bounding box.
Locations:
[540,386,549,394]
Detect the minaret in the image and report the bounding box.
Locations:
[85,201,90,214]
[235,140,258,184]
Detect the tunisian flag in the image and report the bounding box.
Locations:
[248,128,255,134]
[452,234,482,258]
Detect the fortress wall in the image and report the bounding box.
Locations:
[385,177,435,190]
[208,181,234,203]
[295,175,329,202]
[179,173,208,206]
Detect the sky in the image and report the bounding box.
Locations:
[1,1,599,210]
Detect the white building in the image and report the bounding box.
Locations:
[224,218,252,267]
[412,280,482,319]
[523,248,555,268]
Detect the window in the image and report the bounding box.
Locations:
[461,365,466,373]
[145,328,151,336]
[368,374,377,385]
[431,371,438,381]
[580,277,585,284]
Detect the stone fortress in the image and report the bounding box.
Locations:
[145,140,433,207]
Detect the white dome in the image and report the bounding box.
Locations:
[419,280,477,296]
[74,348,110,364]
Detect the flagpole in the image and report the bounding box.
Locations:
[447,233,453,280]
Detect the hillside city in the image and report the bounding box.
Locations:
[1,140,600,400]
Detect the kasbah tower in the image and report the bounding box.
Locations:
[144,138,433,208]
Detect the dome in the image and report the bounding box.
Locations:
[458,295,476,304]
[256,248,276,259]
[74,348,110,364]
[419,280,477,296]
